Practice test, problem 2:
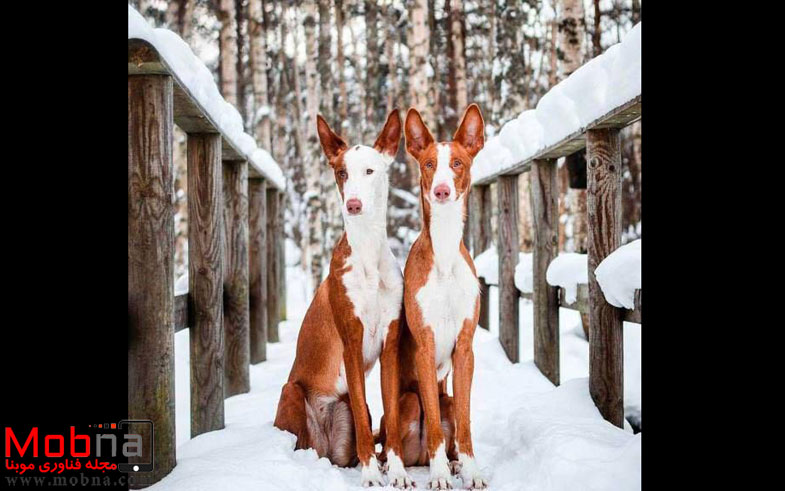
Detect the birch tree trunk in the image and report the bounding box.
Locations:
[364,1,379,142]
[319,0,342,261]
[288,5,309,267]
[559,0,588,254]
[235,0,249,126]
[218,0,239,107]
[303,0,325,295]
[409,0,432,128]
[385,2,399,114]
[445,0,467,133]
[249,0,272,151]
[335,0,349,122]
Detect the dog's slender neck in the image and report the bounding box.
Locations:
[342,168,390,262]
[426,190,467,274]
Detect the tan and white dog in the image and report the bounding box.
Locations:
[379,104,487,490]
[273,110,413,488]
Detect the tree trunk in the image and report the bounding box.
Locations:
[218,0,239,107]
[303,0,326,295]
[592,0,602,57]
[409,0,432,128]
[364,0,379,142]
[335,0,349,122]
[320,0,342,262]
[249,0,272,151]
[559,0,588,254]
[447,0,468,131]
[384,2,399,113]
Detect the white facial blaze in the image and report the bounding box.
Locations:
[340,145,392,220]
[431,143,457,202]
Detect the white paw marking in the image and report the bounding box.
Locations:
[360,455,385,488]
[457,453,487,489]
[427,443,453,489]
[384,450,414,489]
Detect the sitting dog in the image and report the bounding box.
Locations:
[379,104,487,489]
[273,110,413,487]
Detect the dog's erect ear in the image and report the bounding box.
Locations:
[404,108,434,161]
[317,114,348,163]
[373,109,402,158]
[453,104,485,158]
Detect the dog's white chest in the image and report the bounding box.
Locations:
[415,257,479,379]
[335,245,403,395]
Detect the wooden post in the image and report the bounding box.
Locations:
[128,74,176,485]
[470,184,492,256]
[497,175,519,362]
[222,160,250,397]
[266,188,280,342]
[530,159,560,385]
[188,133,225,436]
[586,127,624,428]
[277,190,287,321]
[462,196,471,250]
[478,277,490,331]
[248,178,267,363]
[471,184,492,330]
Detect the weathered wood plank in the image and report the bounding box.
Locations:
[277,190,287,321]
[174,294,188,332]
[222,160,251,397]
[478,277,490,331]
[266,189,280,342]
[530,159,560,385]
[471,184,492,330]
[128,38,280,184]
[472,96,641,185]
[128,74,176,485]
[469,184,492,257]
[587,127,624,428]
[248,178,268,362]
[188,133,225,436]
[497,175,520,362]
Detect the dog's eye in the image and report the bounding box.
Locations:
[338,170,348,180]
[425,161,434,169]
[453,160,461,168]
[366,168,374,175]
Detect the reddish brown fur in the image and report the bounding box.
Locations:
[274,111,405,474]
[379,105,485,470]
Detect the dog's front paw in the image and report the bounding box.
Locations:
[384,450,415,488]
[360,456,385,488]
[458,454,487,489]
[426,477,452,490]
[460,476,487,490]
[427,444,453,489]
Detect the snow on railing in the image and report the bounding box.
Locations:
[472,23,641,184]
[596,239,641,310]
[467,23,641,428]
[128,5,285,189]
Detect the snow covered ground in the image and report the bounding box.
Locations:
[157,264,640,490]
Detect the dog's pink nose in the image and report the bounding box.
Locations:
[346,198,363,215]
[434,184,451,201]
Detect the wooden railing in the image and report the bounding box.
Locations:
[128,38,286,486]
[468,95,641,428]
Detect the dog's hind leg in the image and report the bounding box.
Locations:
[439,393,461,474]
[398,391,427,467]
[274,382,312,450]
